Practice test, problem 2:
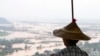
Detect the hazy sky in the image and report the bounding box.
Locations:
[0,0,100,22]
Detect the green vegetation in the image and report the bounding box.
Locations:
[0,32,9,36]
[0,39,26,56]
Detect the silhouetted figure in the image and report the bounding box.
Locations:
[51,21,91,56]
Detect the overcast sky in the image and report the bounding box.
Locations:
[0,0,100,23]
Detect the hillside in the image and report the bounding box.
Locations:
[0,17,11,24]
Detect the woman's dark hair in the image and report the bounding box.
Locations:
[63,39,79,46]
